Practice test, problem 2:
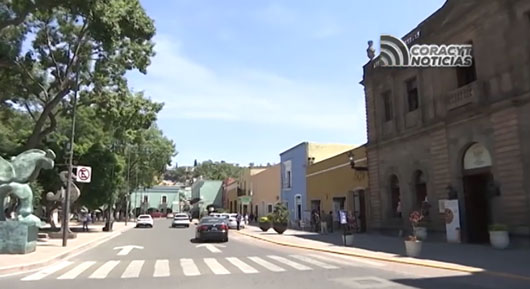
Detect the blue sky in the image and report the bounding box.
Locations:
[128,0,446,167]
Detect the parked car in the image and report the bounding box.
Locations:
[172,213,191,228]
[136,214,154,228]
[227,213,245,229]
[166,213,175,219]
[195,217,229,242]
[150,212,163,218]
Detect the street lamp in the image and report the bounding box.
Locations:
[347,151,368,171]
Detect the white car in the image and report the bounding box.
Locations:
[227,213,245,229]
[172,213,191,228]
[136,214,153,228]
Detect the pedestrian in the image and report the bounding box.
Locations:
[82,213,88,232]
[236,213,242,230]
[249,213,254,223]
[244,213,249,225]
[327,211,334,233]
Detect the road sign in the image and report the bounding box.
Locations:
[76,166,92,183]
[113,245,144,256]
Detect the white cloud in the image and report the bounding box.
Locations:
[131,34,366,137]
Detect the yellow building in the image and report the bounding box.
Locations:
[250,164,281,218]
[224,178,239,213]
[231,167,267,214]
[306,145,369,231]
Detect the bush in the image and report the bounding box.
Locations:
[270,203,289,224]
[489,224,508,231]
[259,216,270,223]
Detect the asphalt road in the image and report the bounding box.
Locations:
[1,219,529,289]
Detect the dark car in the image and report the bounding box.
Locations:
[195,217,229,242]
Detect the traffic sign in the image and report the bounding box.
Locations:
[76,166,92,183]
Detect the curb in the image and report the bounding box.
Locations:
[0,226,131,277]
[236,230,530,282]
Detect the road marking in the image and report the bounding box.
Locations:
[180,258,201,276]
[121,260,144,279]
[153,259,170,277]
[289,255,338,269]
[89,260,120,279]
[247,256,286,272]
[113,245,143,256]
[196,244,224,253]
[22,261,73,281]
[310,252,386,267]
[226,257,258,274]
[267,255,312,271]
[57,261,96,279]
[204,258,230,275]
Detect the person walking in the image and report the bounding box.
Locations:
[327,211,334,233]
[244,213,249,225]
[236,213,242,230]
[82,213,89,232]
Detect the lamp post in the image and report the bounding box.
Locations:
[62,68,80,247]
[347,151,368,171]
[125,146,131,226]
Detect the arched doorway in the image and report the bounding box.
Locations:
[462,142,493,243]
[414,170,427,209]
[390,175,401,218]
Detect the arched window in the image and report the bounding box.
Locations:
[390,175,401,218]
[415,171,427,209]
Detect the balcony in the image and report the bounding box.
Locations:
[446,81,480,111]
[237,188,246,197]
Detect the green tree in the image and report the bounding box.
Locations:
[193,160,242,180]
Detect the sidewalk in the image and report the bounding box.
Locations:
[0,221,132,276]
[237,224,530,281]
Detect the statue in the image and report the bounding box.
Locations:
[0,149,55,254]
[0,149,56,226]
[46,171,81,232]
[367,40,376,60]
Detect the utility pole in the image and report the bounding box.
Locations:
[62,69,80,247]
[125,147,131,226]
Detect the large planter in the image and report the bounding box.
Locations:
[342,234,354,246]
[404,240,422,257]
[414,227,427,241]
[489,230,509,249]
[273,223,288,234]
[259,222,271,232]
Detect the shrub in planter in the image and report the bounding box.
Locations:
[259,216,271,232]
[404,235,422,257]
[489,224,509,249]
[270,203,289,234]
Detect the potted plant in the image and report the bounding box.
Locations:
[489,224,509,249]
[258,216,272,232]
[404,235,422,257]
[409,210,427,241]
[270,203,289,234]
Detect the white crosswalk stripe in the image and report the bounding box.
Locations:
[289,255,338,269]
[247,256,286,272]
[267,255,312,270]
[225,257,258,274]
[19,254,343,281]
[57,261,96,280]
[204,258,230,275]
[88,260,120,279]
[153,259,170,277]
[22,261,73,281]
[180,258,201,276]
[121,260,144,279]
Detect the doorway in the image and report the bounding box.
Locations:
[463,172,492,243]
[352,190,367,233]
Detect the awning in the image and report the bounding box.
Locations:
[239,196,252,205]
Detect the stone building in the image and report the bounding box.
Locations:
[362,0,530,242]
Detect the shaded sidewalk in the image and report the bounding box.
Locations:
[238,224,530,281]
[0,221,132,276]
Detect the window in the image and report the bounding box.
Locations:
[414,170,427,209]
[143,196,148,203]
[287,171,292,188]
[456,41,476,87]
[406,77,419,112]
[383,90,393,122]
[267,204,273,213]
[161,196,167,204]
[390,175,401,218]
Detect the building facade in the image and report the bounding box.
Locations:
[224,178,238,213]
[280,142,355,225]
[306,146,368,231]
[130,186,183,216]
[190,180,223,218]
[235,167,267,215]
[250,164,281,219]
[363,0,530,242]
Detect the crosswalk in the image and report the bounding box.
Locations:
[20,254,346,281]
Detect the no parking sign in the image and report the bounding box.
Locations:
[75,166,92,183]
